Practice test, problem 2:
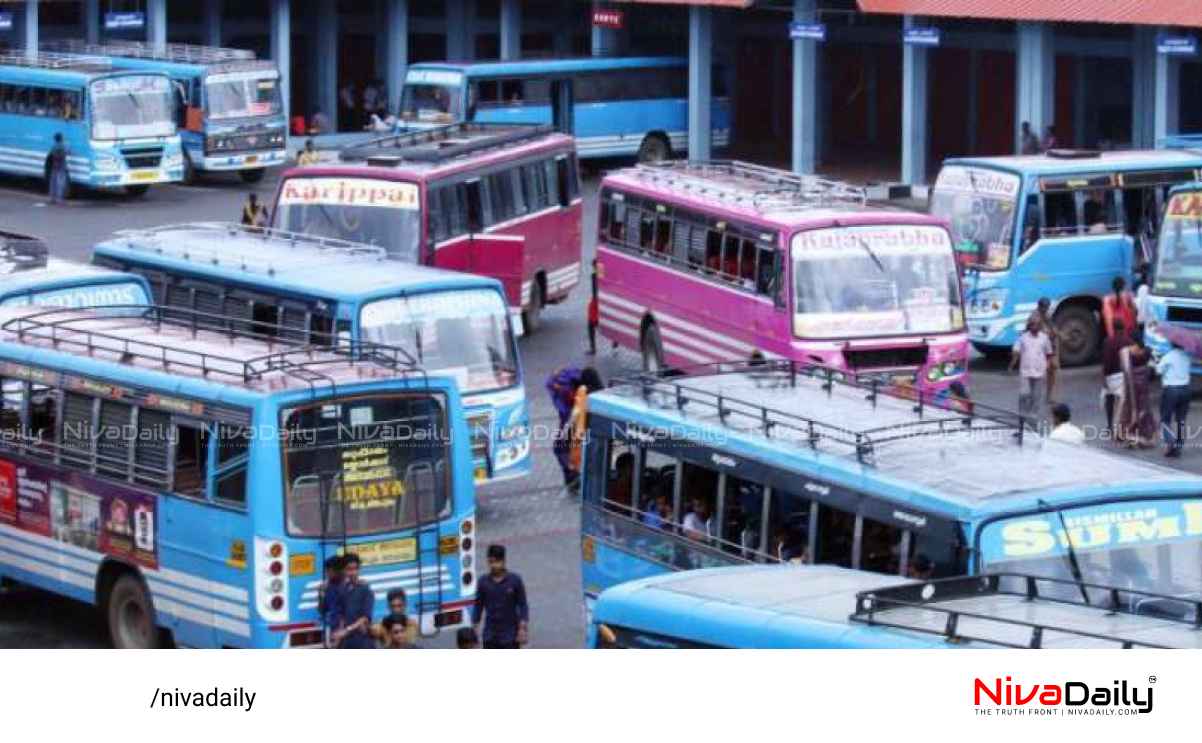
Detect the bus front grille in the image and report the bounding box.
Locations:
[121,146,164,169]
[843,345,929,372]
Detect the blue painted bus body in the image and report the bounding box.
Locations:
[92,224,531,484]
[0,259,151,309]
[0,61,183,191]
[930,150,1202,364]
[399,57,731,159]
[0,306,476,648]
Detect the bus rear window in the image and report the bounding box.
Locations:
[281,394,450,539]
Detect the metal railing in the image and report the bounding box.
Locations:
[0,50,110,70]
[851,573,1202,649]
[43,39,255,65]
[631,160,868,213]
[340,122,556,164]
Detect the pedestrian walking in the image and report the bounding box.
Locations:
[1101,318,1130,436]
[1010,317,1054,425]
[1048,403,1086,444]
[241,193,267,228]
[1020,121,1040,155]
[1028,297,1059,402]
[48,133,69,204]
[567,368,604,488]
[1156,341,1193,458]
[471,544,529,649]
[1102,276,1137,340]
[297,138,320,166]
[547,366,583,487]
[331,553,376,649]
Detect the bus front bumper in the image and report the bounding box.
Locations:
[201,150,288,171]
[968,314,1023,348]
[90,167,184,187]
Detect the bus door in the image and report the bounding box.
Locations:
[550,79,575,134]
[470,235,525,309]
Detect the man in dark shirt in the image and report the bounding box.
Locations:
[472,544,529,649]
[333,553,376,649]
[1100,318,1131,435]
[48,133,69,204]
[318,555,345,647]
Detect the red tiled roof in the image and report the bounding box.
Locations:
[613,0,755,7]
[856,0,1202,27]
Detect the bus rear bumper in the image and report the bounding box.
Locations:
[201,150,288,171]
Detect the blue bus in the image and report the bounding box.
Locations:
[1140,179,1202,370]
[0,52,183,196]
[590,566,1202,649]
[0,303,477,648]
[0,231,151,309]
[92,222,530,484]
[44,41,286,183]
[580,361,1202,618]
[929,149,1202,365]
[398,57,731,161]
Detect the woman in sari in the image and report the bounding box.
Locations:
[1117,335,1157,447]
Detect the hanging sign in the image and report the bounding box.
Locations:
[903,27,941,47]
[789,22,827,42]
[105,11,146,30]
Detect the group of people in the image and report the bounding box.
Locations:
[317,543,529,649]
[1010,275,1195,457]
[1019,121,1059,155]
[340,79,391,132]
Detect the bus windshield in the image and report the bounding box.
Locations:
[399,70,464,122]
[979,498,1202,602]
[1154,192,1202,299]
[89,75,175,140]
[281,393,450,539]
[274,176,422,262]
[929,166,1020,271]
[360,289,518,394]
[791,224,964,340]
[205,72,282,120]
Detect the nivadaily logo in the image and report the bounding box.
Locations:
[974,676,1155,717]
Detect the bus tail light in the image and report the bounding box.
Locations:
[255,537,289,623]
[435,610,463,628]
[460,518,476,590]
[461,519,473,535]
[462,571,474,586]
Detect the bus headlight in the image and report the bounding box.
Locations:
[94,153,121,171]
[267,130,286,146]
[967,289,1008,319]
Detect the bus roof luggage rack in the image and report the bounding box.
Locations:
[851,572,1202,649]
[0,50,110,70]
[1044,148,1101,159]
[340,122,556,165]
[609,359,1030,465]
[112,222,388,271]
[631,160,868,212]
[0,231,49,273]
[2,305,426,391]
[42,39,256,64]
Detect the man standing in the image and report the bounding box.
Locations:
[48,133,69,204]
[332,553,376,649]
[472,544,529,649]
[1156,341,1193,458]
[1028,298,1059,402]
[1010,317,1054,425]
[297,139,320,166]
[1020,121,1040,155]
[317,555,345,646]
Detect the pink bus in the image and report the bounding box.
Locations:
[270,123,582,333]
[597,161,970,397]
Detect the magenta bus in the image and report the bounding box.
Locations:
[597,161,969,397]
[271,123,582,334]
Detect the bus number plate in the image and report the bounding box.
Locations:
[473,466,487,483]
[245,155,258,164]
[340,537,416,566]
[130,170,158,182]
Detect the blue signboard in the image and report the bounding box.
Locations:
[0,12,13,31]
[105,11,146,30]
[903,27,941,47]
[789,22,826,42]
[1158,35,1198,56]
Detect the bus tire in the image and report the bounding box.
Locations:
[522,279,544,335]
[106,573,159,649]
[1054,304,1100,367]
[124,184,151,198]
[641,323,665,373]
[637,134,670,164]
[239,168,266,184]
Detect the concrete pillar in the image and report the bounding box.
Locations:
[22,0,37,59]
[1015,22,1055,153]
[1154,32,1182,146]
[901,16,930,185]
[386,0,409,113]
[84,0,100,44]
[270,0,292,124]
[591,1,621,57]
[1131,29,1157,148]
[791,0,818,174]
[966,49,979,153]
[865,46,878,146]
[147,0,167,54]
[687,5,712,161]
[500,0,521,60]
[316,0,338,131]
[446,0,472,61]
[203,0,222,48]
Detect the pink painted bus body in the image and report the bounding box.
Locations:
[596,165,970,398]
[270,130,582,325]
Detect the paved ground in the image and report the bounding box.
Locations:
[1,163,1200,648]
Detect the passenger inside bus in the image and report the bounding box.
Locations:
[605,451,636,516]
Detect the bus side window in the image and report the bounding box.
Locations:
[213,424,249,508]
[766,491,814,563]
[60,392,95,469]
[500,80,523,105]
[510,168,528,216]
[721,233,741,280]
[604,442,636,517]
[816,504,856,568]
[64,89,82,121]
[858,516,904,574]
[680,461,719,542]
[724,476,765,558]
[465,179,484,233]
[637,449,678,526]
[608,192,627,243]
[96,400,133,480]
[1020,194,1041,254]
[1081,188,1122,235]
[672,220,693,264]
[0,378,19,435]
[27,383,58,460]
[637,208,656,252]
[428,187,447,243]
[554,157,570,208]
[756,246,780,299]
[134,409,171,488]
[704,230,722,273]
[1042,191,1078,237]
[172,422,211,498]
[28,87,47,117]
[475,79,499,108]
[444,184,468,239]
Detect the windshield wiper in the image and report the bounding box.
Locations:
[126,91,142,111]
[1038,498,1091,605]
[854,236,886,274]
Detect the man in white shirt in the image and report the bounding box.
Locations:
[1156,342,1194,458]
[1009,317,1054,424]
[682,499,712,543]
[1048,403,1086,445]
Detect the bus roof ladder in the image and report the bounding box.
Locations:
[631,160,868,213]
[0,231,49,273]
[851,572,1202,649]
[339,122,556,165]
[42,39,256,65]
